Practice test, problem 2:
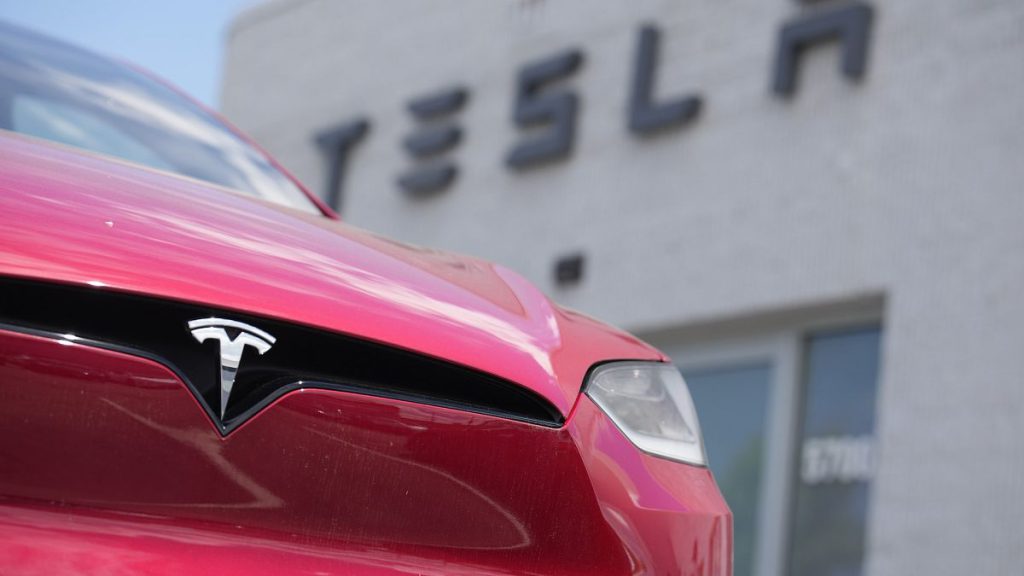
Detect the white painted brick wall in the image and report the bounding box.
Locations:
[222,1,1024,574]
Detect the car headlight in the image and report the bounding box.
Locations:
[585,361,706,466]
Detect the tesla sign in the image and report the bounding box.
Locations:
[316,1,875,211]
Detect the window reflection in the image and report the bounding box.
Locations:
[13,96,173,171]
[0,22,318,214]
[790,327,881,576]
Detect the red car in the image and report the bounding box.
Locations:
[0,22,731,575]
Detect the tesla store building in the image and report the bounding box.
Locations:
[221,1,1024,575]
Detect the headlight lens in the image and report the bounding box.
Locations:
[586,362,706,466]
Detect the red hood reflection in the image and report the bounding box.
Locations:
[0,133,662,415]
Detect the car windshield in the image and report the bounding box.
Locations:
[0,21,320,215]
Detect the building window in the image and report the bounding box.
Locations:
[648,310,883,576]
[790,327,881,576]
[686,363,773,576]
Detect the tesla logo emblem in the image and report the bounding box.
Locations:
[188,318,276,419]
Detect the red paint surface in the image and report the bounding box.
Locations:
[0,131,730,573]
[0,132,663,417]
[0,329,729,575]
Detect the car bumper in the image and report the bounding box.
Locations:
[0,328,731,575]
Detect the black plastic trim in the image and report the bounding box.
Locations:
[0,278,564,434]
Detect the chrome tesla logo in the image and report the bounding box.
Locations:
[188,318,276,419]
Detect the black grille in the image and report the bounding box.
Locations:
[0,277,563,434]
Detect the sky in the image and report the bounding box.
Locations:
[0,0,259,108]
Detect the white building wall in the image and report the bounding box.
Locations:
[222,1,1024,574]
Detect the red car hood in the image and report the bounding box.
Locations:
[0,134,662,416]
